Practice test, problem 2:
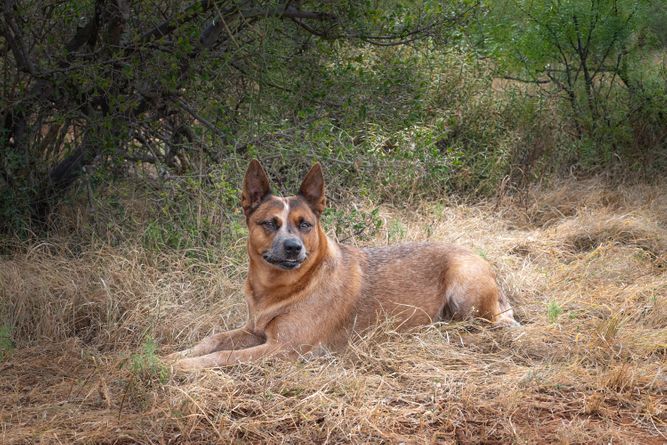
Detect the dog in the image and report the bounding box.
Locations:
[167,160,517,370]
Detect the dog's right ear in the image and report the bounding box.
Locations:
[241,159,271,217]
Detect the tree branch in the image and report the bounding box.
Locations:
[171,97,227,142]
[242,5,336,21]
[140,0,216,43]
[500,75,550,84]
[1,0,36,74]
[64,0,104,53]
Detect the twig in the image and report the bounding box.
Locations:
[170,97,228,143]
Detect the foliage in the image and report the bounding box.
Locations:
[0,0,665,238]
[547,300,564,323]
[130,336,169,384]
[0,325,14,362]
[0,0,475,234]
[479,0,667,169]
[322,207,383,242]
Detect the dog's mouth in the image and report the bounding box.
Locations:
[262,253,305,270]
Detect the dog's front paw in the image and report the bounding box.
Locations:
[162,350,188,364]
[172,357,202,372]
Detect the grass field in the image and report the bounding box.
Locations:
[1,178,665,444]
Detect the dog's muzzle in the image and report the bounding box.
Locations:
[262,253,306,270]
[262,237,307,270]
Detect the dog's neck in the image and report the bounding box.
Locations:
[246,228,332,302]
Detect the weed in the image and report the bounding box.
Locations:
[387,220,407,243]
[0,325,14,361]
[547,300,564,323]
[475,247,488,259]
[129,336,169,384]
[322,207,383,241]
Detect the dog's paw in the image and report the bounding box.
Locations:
[162,350,188,364]
[171,357,202,372]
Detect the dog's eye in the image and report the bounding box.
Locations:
[261,219,278,231]
[299,220,312,231]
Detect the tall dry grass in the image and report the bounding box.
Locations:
[0,178,665,444]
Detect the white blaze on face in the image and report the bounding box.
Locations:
[276,197,290,234]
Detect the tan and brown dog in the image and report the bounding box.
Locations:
[168,160,517,370]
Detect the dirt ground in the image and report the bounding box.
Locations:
[1,179,665,444]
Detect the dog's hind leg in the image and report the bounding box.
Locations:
[443,254,518,326]
[164,327,265,362]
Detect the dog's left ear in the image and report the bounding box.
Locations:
[299,163,326,216]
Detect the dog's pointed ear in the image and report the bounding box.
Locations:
[241,159,271,217]
[299,163,325,216]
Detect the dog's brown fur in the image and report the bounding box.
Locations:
[168,160,517,370]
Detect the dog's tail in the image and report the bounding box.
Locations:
[496,290,521,327]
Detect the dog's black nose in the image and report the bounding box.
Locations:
[284,238,302,253]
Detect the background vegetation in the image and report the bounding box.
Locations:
[1,0,665,239]
[0,1,665,443]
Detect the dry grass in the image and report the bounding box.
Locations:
[1,178,665,444]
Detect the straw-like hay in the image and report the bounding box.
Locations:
[1,179,665,444]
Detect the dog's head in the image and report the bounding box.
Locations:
[241,160,326,271]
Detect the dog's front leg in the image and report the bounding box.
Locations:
[172,340,289,371]
[164,327,264,362]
